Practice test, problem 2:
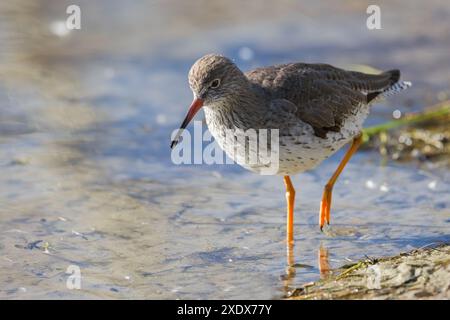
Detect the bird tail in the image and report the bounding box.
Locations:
[367,69,412,102]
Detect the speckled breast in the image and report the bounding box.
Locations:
[204,104,370,175]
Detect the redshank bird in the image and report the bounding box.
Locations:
[171,54,411,244]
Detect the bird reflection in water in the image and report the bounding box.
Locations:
[281,244,332,296]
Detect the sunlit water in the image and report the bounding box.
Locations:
[0,1,449,299]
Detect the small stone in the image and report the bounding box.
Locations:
[393,263,414,286]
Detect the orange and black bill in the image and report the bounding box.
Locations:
[170,98,203,149]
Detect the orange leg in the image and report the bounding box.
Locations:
[319,134,363,230]
[283,176,295,244]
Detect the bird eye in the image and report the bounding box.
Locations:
[210,79,220,88]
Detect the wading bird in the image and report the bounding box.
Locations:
[171,54,410,244]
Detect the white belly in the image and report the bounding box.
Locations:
[275,105,370,175]
[204,105,370,175]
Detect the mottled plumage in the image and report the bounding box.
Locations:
[246,63,401,138]
[172,53,411,237]
[178,54,410,175]
[171,54,412,176]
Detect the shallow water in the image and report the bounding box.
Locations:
[0,0,449,299]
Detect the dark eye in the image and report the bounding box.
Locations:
[210,79,220,88]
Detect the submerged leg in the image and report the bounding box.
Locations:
[319,134,363,230]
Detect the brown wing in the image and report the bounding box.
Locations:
[246,63,400,138]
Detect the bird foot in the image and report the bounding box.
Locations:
[319,186,332,231]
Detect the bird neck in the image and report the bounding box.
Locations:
[204,86,268,131]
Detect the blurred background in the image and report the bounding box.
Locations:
[0,0,449,299]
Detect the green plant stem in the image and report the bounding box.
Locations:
[362,101,450,142]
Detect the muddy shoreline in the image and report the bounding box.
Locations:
[288,244,450,299]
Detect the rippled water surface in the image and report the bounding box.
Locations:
[0,0,449,299]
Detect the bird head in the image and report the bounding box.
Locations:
[171,54,245,148]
